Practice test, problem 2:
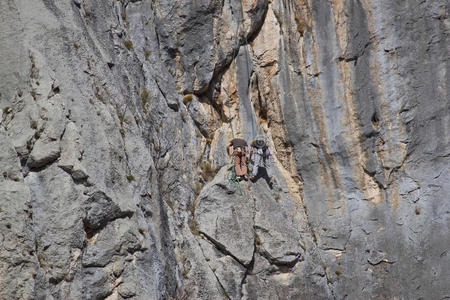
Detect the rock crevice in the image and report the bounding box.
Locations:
[0,0,448,299]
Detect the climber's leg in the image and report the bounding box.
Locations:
[250,155,260,180]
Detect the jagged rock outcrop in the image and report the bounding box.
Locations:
[0,0,448,299]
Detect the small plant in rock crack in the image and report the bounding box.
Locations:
[165,199,175,211]
[193,182,203,198]
[273,193,281,202]
[141,88,149,113]
[124,40,133,50]
[26,139,33,151]
[182,94,193,105]
[126,174,135,181]
[189,197,198,215]
[181,269,188,278]
[180,110,187,122]
[31,89,38,100]
[30,120,38,129]
[200,161,215,183]
[118,113,125,125]
[37,252,46,268]
[144,48,151,60]
[188,218,199,236]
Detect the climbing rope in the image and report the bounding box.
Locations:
[227,99,235,138]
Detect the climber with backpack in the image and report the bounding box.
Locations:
[228,138,249,181]
[249,139,273,188]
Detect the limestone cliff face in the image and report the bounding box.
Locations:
[0,0,448,299]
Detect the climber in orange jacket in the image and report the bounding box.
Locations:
[227,138,249,181]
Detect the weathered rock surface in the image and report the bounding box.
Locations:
[196,167,255,266]
[0,0,448,299]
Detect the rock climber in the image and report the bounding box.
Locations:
[249,139,273,188]
[227,137,249,181]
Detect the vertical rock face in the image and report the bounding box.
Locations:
[0,0,448,299]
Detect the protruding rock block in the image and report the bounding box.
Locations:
[195,167,254,266]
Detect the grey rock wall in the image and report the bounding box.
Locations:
[0,0,448,299]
